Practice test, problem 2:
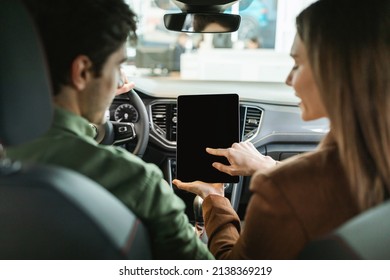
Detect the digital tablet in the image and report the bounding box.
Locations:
[176,93,240,183]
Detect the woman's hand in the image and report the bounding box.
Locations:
[207,141,277,176]
[172,179,224,200]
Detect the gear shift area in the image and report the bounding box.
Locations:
[193,195,208,243]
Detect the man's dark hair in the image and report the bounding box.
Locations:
[22,0,137,95]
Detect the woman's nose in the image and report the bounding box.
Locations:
[285,70,293,86]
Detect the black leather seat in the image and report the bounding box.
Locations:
[0,0,151,259]
[299,200,390,260]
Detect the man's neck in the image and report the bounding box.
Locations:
[53,87,81,116]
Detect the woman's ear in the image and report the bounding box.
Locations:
[70,55,93,91]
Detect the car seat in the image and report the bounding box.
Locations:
[299,200,390,260]
[0,0,151,260]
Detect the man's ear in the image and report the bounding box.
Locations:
[70,55,93,91]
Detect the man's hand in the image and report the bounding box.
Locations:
[116,69,135,95]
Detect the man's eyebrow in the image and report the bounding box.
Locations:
[119,57,128,64]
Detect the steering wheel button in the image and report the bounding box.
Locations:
[119,126,128,133]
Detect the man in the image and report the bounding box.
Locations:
[8,0,213,260]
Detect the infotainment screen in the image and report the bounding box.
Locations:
[176,93,240,183]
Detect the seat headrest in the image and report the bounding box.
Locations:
[0,0,52,147]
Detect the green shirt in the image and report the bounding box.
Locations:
[7,107,213,260]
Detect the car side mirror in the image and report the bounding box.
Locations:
[163,12,241,33]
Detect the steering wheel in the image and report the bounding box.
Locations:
[94,89,149,158]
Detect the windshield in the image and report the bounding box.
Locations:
[123,0,316,83]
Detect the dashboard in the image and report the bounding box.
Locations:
[109,79,329,222]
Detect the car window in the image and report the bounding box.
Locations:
[124,0,316,82]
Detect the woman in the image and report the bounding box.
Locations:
[173,0,390,259]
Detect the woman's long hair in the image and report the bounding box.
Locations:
[296,0,390,210]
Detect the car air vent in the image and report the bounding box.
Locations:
[151,102,262,143]
[241,106,262,141]
[151,102,177,142]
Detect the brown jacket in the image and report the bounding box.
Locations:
[202,133,359,259]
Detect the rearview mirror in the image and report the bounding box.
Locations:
[164,13,241,33]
